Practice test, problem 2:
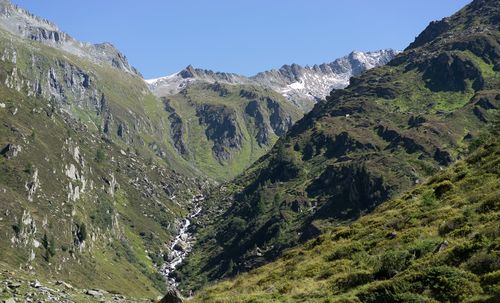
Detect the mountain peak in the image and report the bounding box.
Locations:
[0,1,139,75]
[147,49,399,111]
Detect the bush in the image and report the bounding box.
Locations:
[41,233,56,261]
[408,239,441,259]
[434,180,453,198]
[421,190,437,207]
[90,198,114,229]
[331,270,373,293]
[326,242,364,261]
[95,148,106,163]
[356,280,410,303]
[466,251,500,274]
[229,217,247,233]
[438,216,467,236]
[375,249,413,278]
[422,265,482,302]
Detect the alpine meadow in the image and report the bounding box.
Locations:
[0,0,498,302]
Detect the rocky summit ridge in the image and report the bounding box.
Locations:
[0,0,140,75]
[147,49,399,111]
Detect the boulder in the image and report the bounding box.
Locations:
[29,280,41,288]
[173,240,188,252]
[7,281,21,289]
[159,289,183,303]
[0,144,21,159]
[85,289,103,297]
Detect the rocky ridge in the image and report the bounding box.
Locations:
[0,0,139,75]
[146,50,399,111]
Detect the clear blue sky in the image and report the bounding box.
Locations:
[12,0,470,79]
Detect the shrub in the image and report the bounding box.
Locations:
[42,233,56,261]
[24,163,34,174]
[422,265,481,302]
[326,242,364,261]
[408,239,441,259]
[95,148,106,162]
[434,180,453,198]
[229,217,247,233]
[421,190,437,207]
[331,270,373,293]
[438,216,466,236]
[356,280,410,303]
[375,249,413,278]
[466,251,500,275]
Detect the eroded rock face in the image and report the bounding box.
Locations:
[266,98,293,137]
[421,52,484,92]
[196,104,242,162]
[306,164,389,220]
[163,98,188,156]
[245,100,269,146]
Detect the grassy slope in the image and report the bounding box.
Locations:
[0,27,198,298]
[191,126,500,303]
[162,82,302,180]
[176,0,500,293]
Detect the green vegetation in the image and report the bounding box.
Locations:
[0,22,195,298]
[161,82,302,180]
[191,131,500,302]
[177,0,500,293]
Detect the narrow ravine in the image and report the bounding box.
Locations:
[160,194,205,288]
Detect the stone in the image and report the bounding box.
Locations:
[0,144,22,159]
[85,289,103,297]
[173,240,188,252]
[56,280,73,289]
[29,280,41,288]
[7,281,21,289]
[435,240,449,252]
[159,289,183,303]
[4,298,15,303]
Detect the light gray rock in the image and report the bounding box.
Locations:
[29,280,41,288]
[146,50,399,111]
[85,289,103,297]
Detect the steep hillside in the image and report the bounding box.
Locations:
[177,0,500,293]
[191,121,500,303]
[158,82,302,180]
[0,0,203,298]
[147,50,398,112]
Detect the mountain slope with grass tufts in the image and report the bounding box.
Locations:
[176,0,500,294]
[191,119,500,303]
[0,0,206,299]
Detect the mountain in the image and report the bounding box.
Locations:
[143,51,397,180]
[191,122,500,302]
[158,82,302,180]
[0,0,207,299]
[147,49,398,112]
[176,0,500,294]
[0,0,139,75]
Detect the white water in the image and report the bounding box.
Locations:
[159,194,204,288]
